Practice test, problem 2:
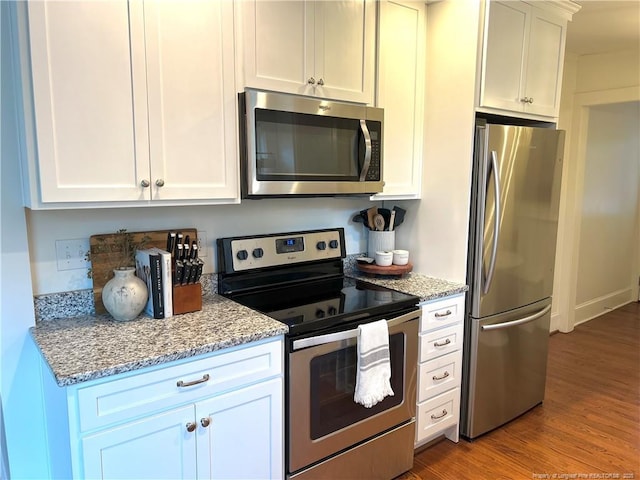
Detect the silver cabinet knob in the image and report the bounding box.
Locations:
[200,417,211,428]
[528,97,534,103]
[520,97,529,103]
[307,77,316,85]
[140,179,150,188]
[186,422,196,433]
[155,179,165,187]
[317,78,324,86]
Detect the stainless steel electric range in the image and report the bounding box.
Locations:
[217,228,419,480]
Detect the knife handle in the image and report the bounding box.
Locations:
[181,260,192,285]
[174,260,183,286]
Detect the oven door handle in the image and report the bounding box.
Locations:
[291,310,418,351]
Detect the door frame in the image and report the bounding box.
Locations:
[554,85,640,333]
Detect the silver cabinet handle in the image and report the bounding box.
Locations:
[528,97,534,103]
[155,179,165,187]
[200,417,211,428]
[317,78,324,86]
[307,77,316,85]
[483,150,501,295]
[358,119,372,181]
[186,422,196,433]
[177,373,210,388]
[481,305,551,331]
[434,309,451,318]
[520,97,534,104]
[433,338,451,347]
[140,179,150,188]
[432,371,450,381]
[431,409,447,420]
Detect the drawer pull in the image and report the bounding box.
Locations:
[433,338,451,347]
[434,310,452,318]
[177,373,210,388]
[186,422,197,433]
[430,409,448,420]
[200,417,211,428]
[432,371,450,381]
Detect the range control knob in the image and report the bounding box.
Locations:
[329,240,339,249]
[327,306,337,316]
[252,248,264,258]
[315,309,325,318]
[316,241,327,251]
[236,250,249,260]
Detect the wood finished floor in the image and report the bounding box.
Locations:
[398,301,640,480]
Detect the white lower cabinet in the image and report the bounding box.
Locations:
[47,338,284,479]
[415,294,465,447]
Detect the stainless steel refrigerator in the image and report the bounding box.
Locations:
[460,119,565,439]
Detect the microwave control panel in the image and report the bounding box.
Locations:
[218,228,346,273]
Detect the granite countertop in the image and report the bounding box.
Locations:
[346,270,468,302]
[30,295,288,387]
[31,270,467,388]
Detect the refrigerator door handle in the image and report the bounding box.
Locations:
[481,305,551,331]
[482,150,501,295]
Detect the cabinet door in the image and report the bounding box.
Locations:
[373,0,425,200]
[82,405,197,479]
[196,378,283,480]
[481,1,529,113]
[523,9,566,117]
[314,0,375,103]
[26,1,150,203]
[241,1,314,96]
[144,1,239,202]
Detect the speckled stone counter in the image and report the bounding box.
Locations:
[346,270,468,303]
[30,294,288,387]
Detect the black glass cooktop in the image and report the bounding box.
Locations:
[226,276,419,337]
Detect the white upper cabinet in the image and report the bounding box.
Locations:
[18,1,239,208]
[240,0,376,104]
[478,0,579,119]
[372,0,426,200]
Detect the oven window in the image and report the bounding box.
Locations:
[255,109,359,181]
[309,333,404,440]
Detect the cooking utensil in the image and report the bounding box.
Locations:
[388,210,396,231]
[366,207,378,230]
[373,214,385,231]
[377,208,391,230]
[392,206,406,228]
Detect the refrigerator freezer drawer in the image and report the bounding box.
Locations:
[462,299,551,439]
[419,323,464,362]
[417,350,462,402]
[420,294,464,332]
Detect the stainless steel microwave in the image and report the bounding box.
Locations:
[239,89,384,198]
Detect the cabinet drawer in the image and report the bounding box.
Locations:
[417,350,462,403]
[415,388,460,443]
[74,338,282,432]
[420,294,464,332]
[419,323,463,362]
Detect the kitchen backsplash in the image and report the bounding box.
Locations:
[34,255,363,322]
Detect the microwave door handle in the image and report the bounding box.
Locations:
[358,119,372,181]
[291,310,417,351]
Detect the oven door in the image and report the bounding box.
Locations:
[287,310,418,474]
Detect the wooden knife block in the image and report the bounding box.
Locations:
[173,283,202,315]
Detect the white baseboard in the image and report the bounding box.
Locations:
[574,288,633,326]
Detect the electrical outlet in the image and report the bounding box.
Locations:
[198,231,208,257]
[56,239,90,271]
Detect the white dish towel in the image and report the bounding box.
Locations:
[354,319,394,408]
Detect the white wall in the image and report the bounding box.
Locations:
[575,101,639,320]
[1,3,50,477]
[393,0,479,283]
[27,198,374,295]
[554,48,640,332]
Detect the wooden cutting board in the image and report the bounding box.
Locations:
[90,228,197,314]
